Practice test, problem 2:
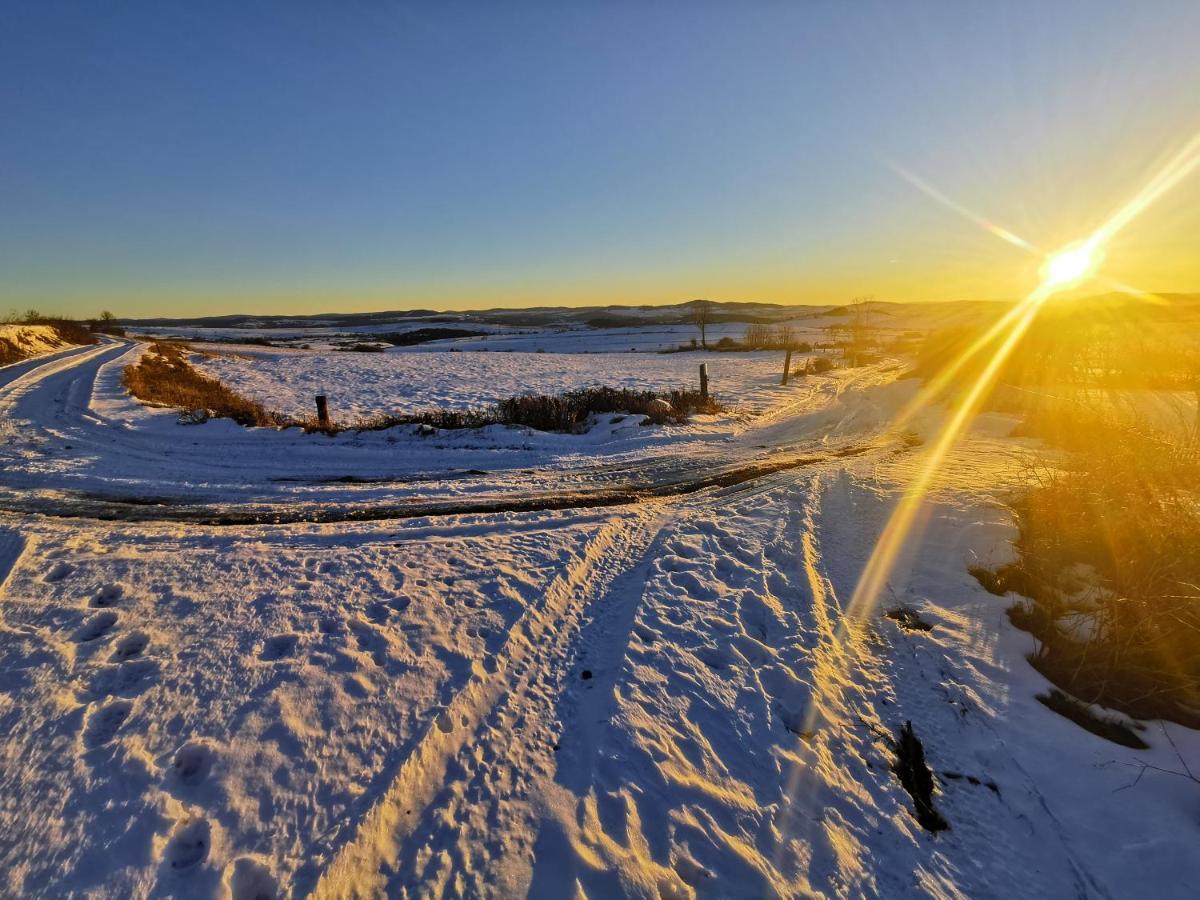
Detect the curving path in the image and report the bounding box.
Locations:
[0,341,907,524]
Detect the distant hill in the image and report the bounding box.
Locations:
[118,293,1200,332]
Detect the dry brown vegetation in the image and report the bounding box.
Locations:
[1,315,99,366]
[939,301,1200,729]
[327,387,722,434]
[993,410,1200,728]
[123,342,279,427]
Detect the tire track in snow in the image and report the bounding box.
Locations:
[310,503,671,898]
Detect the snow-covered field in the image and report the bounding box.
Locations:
[2,323,1198,898]
[195,347,801,420]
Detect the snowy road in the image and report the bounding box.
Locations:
[2,342,1197,897]
[0,340,906,523]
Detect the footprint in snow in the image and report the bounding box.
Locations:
[83,699,133,748]
[112,631,149,660]
[259,634,299,661]
[163,817,210,871]
[226,857,278,900]
[86,658,158,699]
[43,561,74,583]
[75,611,118,643]
[365,601,392,623]
[91,583,123,608]
[169,740,216,787]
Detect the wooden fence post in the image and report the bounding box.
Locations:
[315,395,331,430]
[781,349,793,385]
[699,363,709,401]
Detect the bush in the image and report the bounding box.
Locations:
[352,387,723,435]
[807,356,835,374]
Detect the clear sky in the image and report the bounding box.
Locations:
[4,1,1200,318]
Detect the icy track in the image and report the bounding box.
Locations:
[1,340,1198,898]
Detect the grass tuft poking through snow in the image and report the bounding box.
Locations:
[891,720,949,833]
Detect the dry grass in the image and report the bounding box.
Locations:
[328,387,724,435]
[0,318,99,366]
[977,406,1200,728]
[917,305,1200,730]
[123,342,279,427]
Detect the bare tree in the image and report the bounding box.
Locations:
[692,300,712,350]
[845,295,876,367]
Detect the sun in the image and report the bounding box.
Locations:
[1040,241,1102,292]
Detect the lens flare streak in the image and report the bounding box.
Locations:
[795,126,1200,745]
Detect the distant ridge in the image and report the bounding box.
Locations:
[119,293,1200,331]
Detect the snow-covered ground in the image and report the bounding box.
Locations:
[0,324,85,366]
[194,347,806,420]
[2,325,1197,898]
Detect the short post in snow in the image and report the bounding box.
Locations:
[315,394,331,430]
[781,349,793,385]
[699,363,709,402]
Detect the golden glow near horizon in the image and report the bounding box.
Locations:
[788,128,1200,764]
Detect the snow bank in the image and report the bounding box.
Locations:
[0,324,74,366]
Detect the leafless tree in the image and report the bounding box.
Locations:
[845,295,876,367]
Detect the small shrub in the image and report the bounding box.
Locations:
[891,721,948,832]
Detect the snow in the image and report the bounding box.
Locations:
[193,347,798,420]
[1,324,1197,897]
[0,324,78,364]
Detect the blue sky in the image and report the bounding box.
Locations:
[4,1,1200,317]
